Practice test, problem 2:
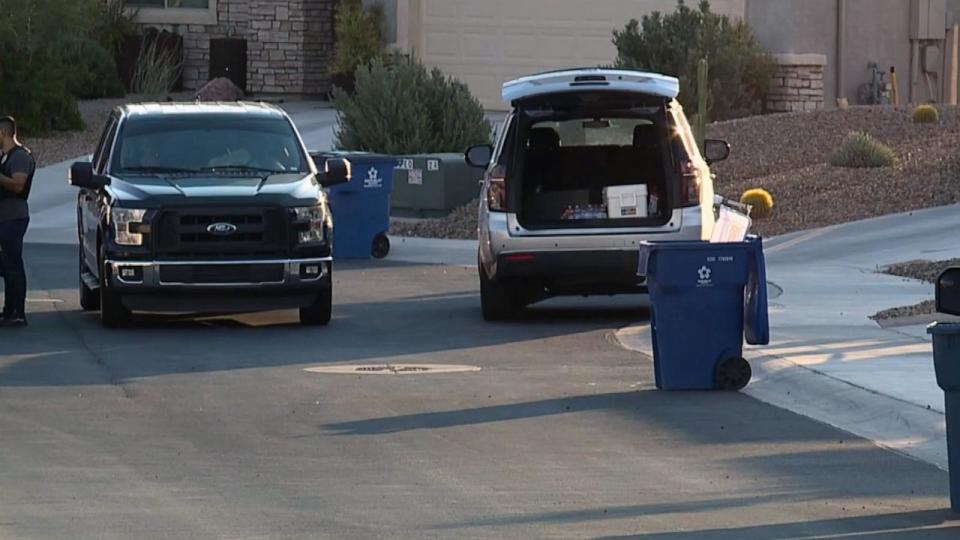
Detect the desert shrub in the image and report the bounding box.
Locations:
[828,132,897,168]
[0,0,130,134]
[91,0,140,56]
[612,0,776,121]
[913,104,939,124]
[333,56,491,154]
[331,0,385,77]
[60,39,126,99]
[0,42,83,136]
[130,32,184,97]
[740,188,774,220]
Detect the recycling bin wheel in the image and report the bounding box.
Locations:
[372,233,390,259]
[715,357,752,391]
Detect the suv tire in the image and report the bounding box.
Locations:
[300,284,332,326]
[480,261,522,321]
[79,244,99,311]
[99,243,131,328]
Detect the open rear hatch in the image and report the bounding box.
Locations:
[505,90,680,231]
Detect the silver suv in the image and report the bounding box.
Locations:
[465,69,731,320]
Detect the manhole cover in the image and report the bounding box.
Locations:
[305,364,481,375]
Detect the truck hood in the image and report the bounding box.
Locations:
[107,173,323,207]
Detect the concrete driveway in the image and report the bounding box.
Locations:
[1,243,956,538]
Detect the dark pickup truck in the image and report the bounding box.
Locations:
[68,102,350,328]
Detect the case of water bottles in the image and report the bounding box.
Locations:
[561,204,608,220]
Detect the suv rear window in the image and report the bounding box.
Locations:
[532,118,655,147]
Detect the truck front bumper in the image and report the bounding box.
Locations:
[105,257,332,289]
[103,257,333,314]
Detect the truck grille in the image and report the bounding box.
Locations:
[158,263,285,285]
[155,206,289,258]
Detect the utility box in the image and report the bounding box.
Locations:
[912,0,947,40]
[392,154,482,218]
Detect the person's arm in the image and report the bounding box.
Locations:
[0,152,31,194]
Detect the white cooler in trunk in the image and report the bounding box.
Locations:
[604,184,648,219]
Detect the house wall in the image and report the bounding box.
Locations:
[387,0,952,109]
[747,0,939,106]
[144,0,336,95]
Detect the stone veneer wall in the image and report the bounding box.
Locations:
[766,53,827,113]
[172,0,336,95]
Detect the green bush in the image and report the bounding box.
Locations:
[0,0,129,134]
[331,0,385,77]
[913,104,939,124]
[0,43,83,137]
[333,56,491,154]
[91,0,140,56]
[612,0,776,121]
[828,132,897,168]
[60,39,127,99]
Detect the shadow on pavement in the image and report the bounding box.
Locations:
[428,493,814,530]
[323,391,867,446]
[0,244,649,387]
[595,510,958,539]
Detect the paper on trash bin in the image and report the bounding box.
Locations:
[710,206,751,243]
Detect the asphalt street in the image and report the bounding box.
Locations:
[0,243,957,538]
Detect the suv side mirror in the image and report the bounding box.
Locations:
[69,161,110,189]
[318,157,351,187]
[937,268,960,316]
[704,139,730,164]
[466,144,493,168]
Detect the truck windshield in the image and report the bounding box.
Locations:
[111,114,308,175]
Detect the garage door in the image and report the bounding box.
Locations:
[419,0,745,110]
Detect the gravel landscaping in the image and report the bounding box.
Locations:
[871,258,960,322]
[872,300,936,322]
[884,258,960,284]
[393,105,960,240]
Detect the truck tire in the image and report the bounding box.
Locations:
[299,285,332,326]
[99,244,131,328]
[79,244,99,311]
[479,261,521,321]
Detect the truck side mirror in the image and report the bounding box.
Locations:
[69,161,110,189]
[318,157,351,187]
[937,268,960,316]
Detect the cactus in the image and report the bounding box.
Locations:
[828,132,897,168]
[740,188,774,220]
[912,104,939,124]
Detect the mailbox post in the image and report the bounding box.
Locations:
[928,267,960,512]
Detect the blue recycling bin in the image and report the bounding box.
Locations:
[928,321,960,512]
[639,236,770,391]
[312,151,394,260]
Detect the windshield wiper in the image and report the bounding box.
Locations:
[198,165,290,174]
[119,166,201,175]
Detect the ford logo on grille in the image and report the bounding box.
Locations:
[207,222,238,235]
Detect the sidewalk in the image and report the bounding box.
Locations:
[618,204,960,470]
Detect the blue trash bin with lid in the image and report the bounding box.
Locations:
[311,151,394,260]
[638,236,770,391]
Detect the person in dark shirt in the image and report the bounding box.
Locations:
[0,116,36,327]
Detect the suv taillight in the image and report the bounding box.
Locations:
[486,165,506,212]
[678,160,701,207]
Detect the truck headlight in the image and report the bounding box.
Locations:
[294,205,326,243]
[111,208,147,246]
